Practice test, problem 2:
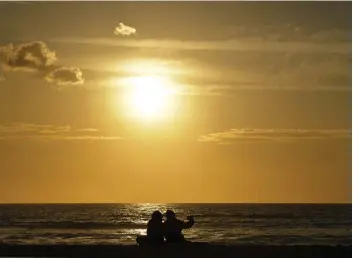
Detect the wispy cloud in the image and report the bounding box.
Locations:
[0,1,36,5]
[226,26,350,43]
[50,36,350,54]
[0,124,70,134]
[0,124,122,141]
[114,23,136,36]
[198,128,351,144]
[182,84,351,95]
[75,128,99,132]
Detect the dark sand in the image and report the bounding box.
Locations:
[0,244,351,258]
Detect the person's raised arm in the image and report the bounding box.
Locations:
[182,215,194,229]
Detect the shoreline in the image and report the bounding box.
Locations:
[0,244,351,258]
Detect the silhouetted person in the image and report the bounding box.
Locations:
[147,210,164,243]
[163,210,194,243]
[136,210,164,245]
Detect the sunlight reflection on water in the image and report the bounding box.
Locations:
[0,204,350,245]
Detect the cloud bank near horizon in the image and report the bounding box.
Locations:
[0,124,122,141]
[198,128,351,144]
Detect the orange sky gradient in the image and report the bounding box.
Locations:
[0,2,351,203]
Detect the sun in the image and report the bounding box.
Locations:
[122,75,177,120]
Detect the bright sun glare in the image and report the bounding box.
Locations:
[122,75,176,120]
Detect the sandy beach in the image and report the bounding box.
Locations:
[0,244,351,258]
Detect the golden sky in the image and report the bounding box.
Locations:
[0,2,351,203]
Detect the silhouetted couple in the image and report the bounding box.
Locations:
[136,209,194,245]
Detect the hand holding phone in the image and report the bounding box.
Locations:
[187,215,194,221]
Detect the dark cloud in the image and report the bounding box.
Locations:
[0,41,84,87]
[198,128,351,144]
[0,41,56,71]
[45,66,84,86]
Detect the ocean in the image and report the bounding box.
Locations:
[0,204,351,246]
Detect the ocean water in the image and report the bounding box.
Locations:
[0,204,351,246]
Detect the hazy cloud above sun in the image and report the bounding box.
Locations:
[0,41,84,87]
[52,36,350,54]
[114,23,136,36]
[198,128,351,144]
[49,29,350,93]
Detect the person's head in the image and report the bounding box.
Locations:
[165,209,176,220]
[151,210,163,221]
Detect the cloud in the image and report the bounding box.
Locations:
[0,124,70,134]
[0,41,85,87]
[114,23,136,36]
[198,128,351,144]
[189,85,351,95]
[76,128,99,132]
[0,41,57,71]
[45,66,84,86]
[226,26,351,43]
[79,65,351,94]
[0,1,36,5]
[50,36,350,54]
[311,29,351,43]
[0,124,123,141]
